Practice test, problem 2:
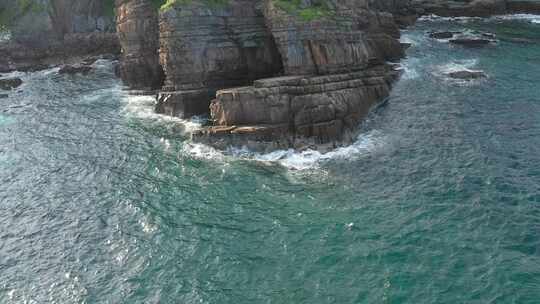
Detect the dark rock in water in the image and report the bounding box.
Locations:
[450,38,494,47]
[113,62,121,78]
[58,65,92,75]
[429,31,459,39]
[0,78,23,90]
[447,70,487,80]
[0,94,8,99]
[481,32,497,39]
[401,42,413,50]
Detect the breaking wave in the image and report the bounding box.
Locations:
[182,130,388,170]
[419,13,540,24]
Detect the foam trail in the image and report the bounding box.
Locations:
[226,130,387,170]
[419,13,540,23]
[119,89,204,133]
[493,14,540,23]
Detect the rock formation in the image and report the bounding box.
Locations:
[0,0,119,73]
[111,0,540,151]
[0,77,23,90]
[192,0,405,151]
[155,0,283,118]
[115,0,163,90]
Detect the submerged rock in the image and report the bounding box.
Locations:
[447,70,487,79]
[450,37,494,47]
[429,31,459,39]
[0,78,23,90]
[0,94,8,99]
[58,64,92,75]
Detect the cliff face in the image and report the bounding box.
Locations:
[115,0,163,90]
[155,0,283,117]
[191,0,405,150]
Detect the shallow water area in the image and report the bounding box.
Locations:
[1,16,540,303]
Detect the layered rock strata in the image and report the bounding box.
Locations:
[115,0,164,90]
[193,65,400,151]
[111,0,540,151]
[155,0,283,118]
[189,0,405,150]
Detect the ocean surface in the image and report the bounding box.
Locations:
[1,15,540,303]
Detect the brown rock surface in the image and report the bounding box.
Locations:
[155,0,283,117]
[193,65,401,151]
[263,0,403,76]
[115,0,164,90]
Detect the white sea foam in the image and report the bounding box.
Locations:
[119,90,203,133]
[181,130,387,170]
[399,58,421,80]
[419,13,540,24]
[493,14,540,23]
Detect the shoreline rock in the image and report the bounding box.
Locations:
[193,65,401,152]
[0,78,23,90]
[58,64,92,75]
[447,70,488,80]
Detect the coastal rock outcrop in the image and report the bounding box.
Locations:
[155,0,283,118]
[189,0,405,150]
[110,0,540,151]
[115,0,164,90]
[193,65,400,151]
[447,69,487,79]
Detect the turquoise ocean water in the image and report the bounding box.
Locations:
[1,15,540,303]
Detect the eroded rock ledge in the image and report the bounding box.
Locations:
[193,65,400,152]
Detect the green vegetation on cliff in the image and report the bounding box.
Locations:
[159,0,229,11]
[274,0,334,21]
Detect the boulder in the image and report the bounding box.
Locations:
[0,78,23,90]
[429,31,459,39]
[447,70,487,79]
[58,64,92,75]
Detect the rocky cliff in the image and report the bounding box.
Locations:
[112,0,540,151]
[155,0,283,118]
[192,0,404,151]
[115,0,163,90]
